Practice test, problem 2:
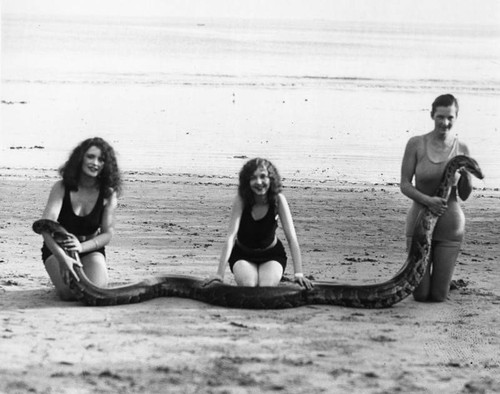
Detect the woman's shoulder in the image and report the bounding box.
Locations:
[408,133,427,146]
[231,194,245,210]
[103,187,118,207]
[276,193,289,208]
[50,180,66,194]
[457,140,470,156]
[404,134,426,154]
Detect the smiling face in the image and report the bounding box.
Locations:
[249,166,270,197]
[81,145,104,178]
[432,105,457,135]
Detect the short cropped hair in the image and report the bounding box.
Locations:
[431,94,459,117]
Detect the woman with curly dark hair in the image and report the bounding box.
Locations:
[40,137,122,300]
[206,158,312,289]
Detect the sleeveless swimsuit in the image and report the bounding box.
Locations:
[228,204,287,271]
[41,187,106,261]
[405,136,464,243]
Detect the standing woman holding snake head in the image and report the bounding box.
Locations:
[400,94,473,302]
[40,137,122,300]
[206,158,312,290]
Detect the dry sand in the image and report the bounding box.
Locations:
[0,168,499,393]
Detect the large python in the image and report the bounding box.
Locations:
[33,155,483,308]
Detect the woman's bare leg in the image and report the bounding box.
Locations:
[80,252,109,287]
[258,260,283,287]
[43,255,76,301]
[233,260,259,286]
[430,241,461,302]
[44,252,109,299]
[408,236,432,302]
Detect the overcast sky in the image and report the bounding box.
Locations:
[2,0,499,25]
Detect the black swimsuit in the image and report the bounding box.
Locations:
[228,204,287,271]
[41,187,105,261]
[237,204,278,249]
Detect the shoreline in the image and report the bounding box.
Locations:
[0,165,498,192]
[3,84,500,190]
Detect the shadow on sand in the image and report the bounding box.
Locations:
[0,288,81,310]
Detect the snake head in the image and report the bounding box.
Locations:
[32,219,72,243]
[453,156,484,180]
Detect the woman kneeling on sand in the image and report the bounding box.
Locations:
[400,94,473,302]
[39,137,122,300]
[205,158,312,289]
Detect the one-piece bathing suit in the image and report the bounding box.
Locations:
[228,204,287,272]
[41,187,105,262]
[405,136,464,246]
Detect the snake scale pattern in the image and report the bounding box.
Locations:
[33,155,483,308]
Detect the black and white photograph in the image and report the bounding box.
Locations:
[1,0,499,392]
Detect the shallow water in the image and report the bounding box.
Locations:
[2,15,499,187]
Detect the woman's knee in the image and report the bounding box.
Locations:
[233,260,258,287]
[258,275,281,287]
[236,276,258,287]
[412,291,429,302]
[430,288,449,302]
[44,258,77,300]
[57,289,76,301]
[412,264,431,302]
[81,253,108,286]
[258,261,283,287]
[44,257,68,288]
[89,271,108,287]
[234,274,258,287]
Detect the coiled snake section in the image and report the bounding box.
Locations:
[33,155,483,308]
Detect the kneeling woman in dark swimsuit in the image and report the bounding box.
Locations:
[207,158,312,289]
[40,137,122,300]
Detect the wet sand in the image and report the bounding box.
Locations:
[1,169,499,393]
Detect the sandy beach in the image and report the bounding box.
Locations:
[0,168,499,393]
[2,2,500,392]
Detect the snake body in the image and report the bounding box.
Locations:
[33,155,483,308]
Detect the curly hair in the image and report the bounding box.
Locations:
[431,94,459,117]
[59,137,122,198]
[238,158,282,211]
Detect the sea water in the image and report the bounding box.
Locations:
[1,15,499,187]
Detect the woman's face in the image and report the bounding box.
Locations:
[432,105,457,134]
[81,145,104,178]
[249,166,270,197]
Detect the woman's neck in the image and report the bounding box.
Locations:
[430,129,455,145]
[254,195,268,205]
[78,174,99,190]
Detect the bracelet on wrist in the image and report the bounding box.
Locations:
[294,273,304,279]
